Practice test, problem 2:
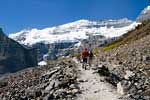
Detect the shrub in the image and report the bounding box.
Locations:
[92,48,99,55]
[102,41,124,51]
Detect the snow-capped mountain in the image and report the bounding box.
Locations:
[9,18,138,46]
[137,6,150,22]
[9,18,139,61]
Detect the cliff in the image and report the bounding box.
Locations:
[0,28,37,74]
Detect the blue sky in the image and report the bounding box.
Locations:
[0,0,149,34]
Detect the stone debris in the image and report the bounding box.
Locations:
[0,60,79,100]
[99,35,150,100]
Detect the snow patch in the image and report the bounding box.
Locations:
[38,61,47,66]
[101,22,140,38]
[142,6,150,14]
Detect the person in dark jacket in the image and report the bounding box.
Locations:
[88,49,94,67]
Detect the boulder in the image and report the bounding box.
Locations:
[117,82,124,95]
[97,65,110,76]
[124,70,135,80]
[117,81,131,95]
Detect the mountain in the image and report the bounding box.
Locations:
[9,18,137,45]
[0,6,150,100]
[0,21,149,100]
[137,6,150,22]
[9,18,138,61]
[0,28,37,74]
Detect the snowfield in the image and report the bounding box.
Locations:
[9,19,140,46]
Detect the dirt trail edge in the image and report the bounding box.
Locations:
[73,58,124,100]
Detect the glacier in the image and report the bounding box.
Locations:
[9,18,139,46]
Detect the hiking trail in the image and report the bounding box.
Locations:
[73,59,124,100]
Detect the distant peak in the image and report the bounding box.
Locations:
[76,19,89,22]
[70,19,90,24]
[121,18,130,21]
[142,5,150,14]
[136,5,150,22]
[146,6,150,10]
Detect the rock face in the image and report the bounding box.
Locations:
[33,42,76,61]
[137,6,150,22]
[0,28,37,74]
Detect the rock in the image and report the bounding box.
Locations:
[117,82,124,95]
[43,94,54,100]
[117,80,132,95]
[72,89,79,94]
[67,95,73,98]
[70,84,76,89]
[55,89,67,98]
[124,70,135,80]
[25,88,35,99]
[97,65,110,76]
[20,96,28,100]
[143,89,150,96]
[45,80,56,92]
[94,90,98,93]
[143,56,150,62]
[84,79,88,82]
[105,73,121,86]
[77,79,84,83]
[35,90,42,97]
[0,80,8,88]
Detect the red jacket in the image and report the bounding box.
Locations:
[82,50,89,58]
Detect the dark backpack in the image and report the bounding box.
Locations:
[89,50,93,58]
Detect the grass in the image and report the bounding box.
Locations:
[72,53,81,58]
[47,57,68,65]
[102,40,124,51]
[92,48,99,55]
[70,48,100,58]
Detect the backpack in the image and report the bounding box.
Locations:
[89,50,93,58]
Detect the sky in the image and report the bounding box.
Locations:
[0,0,149,34]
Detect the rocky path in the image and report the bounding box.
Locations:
[74,59,124,100]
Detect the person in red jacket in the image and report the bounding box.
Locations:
[81,48,89,70]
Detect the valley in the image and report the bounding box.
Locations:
[0,5,150,100]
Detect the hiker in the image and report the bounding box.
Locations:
[88,49,94,67]
[81,48,89,70]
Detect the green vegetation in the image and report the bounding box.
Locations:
[72,53,81,58]
[92,48,99,55]
[102,40,124,51]
[70,48,100,58]
[47,57,68,65]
